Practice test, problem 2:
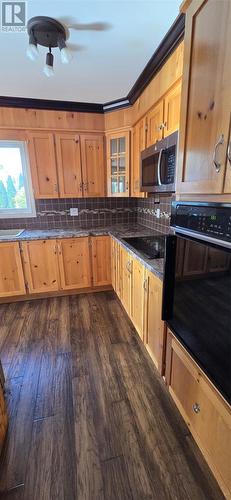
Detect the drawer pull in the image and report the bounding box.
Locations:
[192,403,201,414]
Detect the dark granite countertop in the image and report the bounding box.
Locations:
[0,224,166,279]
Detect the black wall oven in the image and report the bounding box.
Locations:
[163,202,231,405]
[140,131,178,193]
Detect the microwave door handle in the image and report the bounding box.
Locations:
[157,148,164,185]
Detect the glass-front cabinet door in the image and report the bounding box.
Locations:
[107,131,130,196]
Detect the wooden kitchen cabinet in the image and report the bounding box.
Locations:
[27,132,59,198]
[224,125,231,194]
[0,242,26,297]
[80,134,105,197]
[130,258,145,340]
[56,133,83,198]
[131,118,146,197]
[146,100,164,147]
[163,81,182,138]
[111,238,122,298]
[107,131,130,196]
[177,0,231,195]
[91,236,111,286]
[144,270,165,373]
[121,247,132,315]
[21,239,60,293]
[166,330,231,499]
[57,238,91,290]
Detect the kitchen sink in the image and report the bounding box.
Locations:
[0,229,25,240]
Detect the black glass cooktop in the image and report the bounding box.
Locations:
[122,236,165,259]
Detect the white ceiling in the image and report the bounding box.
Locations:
[0,0,181,103]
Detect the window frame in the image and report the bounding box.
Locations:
[0,140,36,219]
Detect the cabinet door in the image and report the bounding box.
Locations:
[177,0,231,195]
[121,247,132,316]
[58,238,91,290]
[91,236,111,286]
[163,81,182,138]
[166,332,231,499]
[111,238,116,290]
[21,239,60,294]
[27,132,59,198]
[146,100,164,147]
[130,258,145,340]
[56,133,83,198]
[144,271,165,372]
[80,135,105,197]
[131,119,146,197]
[224,125,231,194]
[107,131,130,197]
[0,242,25,297]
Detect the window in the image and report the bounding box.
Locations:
[0,141,36,218]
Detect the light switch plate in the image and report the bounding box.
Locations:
[156,208,160,218]
[70,208,79,216]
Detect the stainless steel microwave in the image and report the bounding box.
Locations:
[140,130,178,193]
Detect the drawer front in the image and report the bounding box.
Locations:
[169,337,231,497]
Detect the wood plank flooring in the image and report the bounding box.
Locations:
[0,292,224,500]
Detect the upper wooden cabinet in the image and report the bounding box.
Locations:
[146,100,164,147]
[107,131,130,197]
[91,236,111,286]
[0,242,25,298]
[27,132,59,198]
[21,239,60,294]
[57,237,91,290]
[27,131,105,199]
[163,81,182,138]
[177,0,231,195]
[56,133,83,198]
[131,118,146,197]
[80,134,105,197]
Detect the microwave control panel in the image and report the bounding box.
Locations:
[171,203,231,242]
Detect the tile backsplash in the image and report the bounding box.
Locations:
[0,195,173,233]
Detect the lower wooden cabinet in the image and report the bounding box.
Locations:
[91,236,111,286]
[130,258,145,340]
[21,239,60,294]
[121,247,132,316]
[166,330,231,499]
[111,238,165,374]
[57,238,91,290]
[0,242,26,297]
[144,270,165,373]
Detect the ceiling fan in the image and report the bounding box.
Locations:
[26,16,111,77]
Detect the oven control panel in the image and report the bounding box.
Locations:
[171,203,231,242]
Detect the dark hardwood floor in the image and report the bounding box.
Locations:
[0,292,224,500]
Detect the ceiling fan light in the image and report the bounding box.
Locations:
[43,51,54,77]
[26,34,39,61]
[60,46,73,64]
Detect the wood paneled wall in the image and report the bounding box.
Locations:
[0,108,105,132]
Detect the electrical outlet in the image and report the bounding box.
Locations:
[70,208,79,216]
[156,208,160,218]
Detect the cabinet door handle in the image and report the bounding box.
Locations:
[143,278,148,291]
[192,402,201,414]
[213,134,224,173]
[227,141,231,166]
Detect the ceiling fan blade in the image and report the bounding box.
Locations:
[58,17,112,32]
[66,43,86,52]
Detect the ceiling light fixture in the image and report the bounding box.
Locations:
[27,16,72,76]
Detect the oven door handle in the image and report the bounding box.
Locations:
[157,148,164,186]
